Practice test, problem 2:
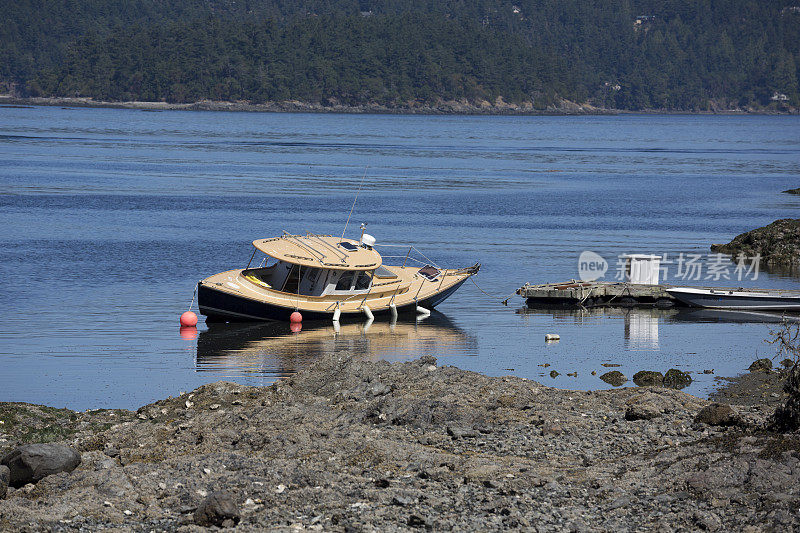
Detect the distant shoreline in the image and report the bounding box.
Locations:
[2,95,796,116]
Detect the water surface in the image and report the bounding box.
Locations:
[1,107,799,409]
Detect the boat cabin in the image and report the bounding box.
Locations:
[241,233,401,297]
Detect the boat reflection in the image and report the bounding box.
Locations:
[196,312,477,378]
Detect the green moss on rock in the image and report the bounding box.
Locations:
[711,219,800,265]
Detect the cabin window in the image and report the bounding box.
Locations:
[335,271,355,291]
[354,271,372,290]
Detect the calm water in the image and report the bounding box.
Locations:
[1,106,799,409]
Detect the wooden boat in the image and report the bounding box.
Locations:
[198,232,480,322]
[666,287,800,310]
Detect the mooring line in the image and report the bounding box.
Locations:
[469,277,518,306]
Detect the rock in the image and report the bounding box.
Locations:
[194,491,240,527]
[418,355,436,367]
[392,495,414,506]
[447,426,477,439]
[0,444,81,487]
[407,515,428,528]
[664,368,692,389]
[541,422,563,436]
[695,403,741,426]
[549,370,559,378]
[783,188,800,195]
[710,218,800,265]
[693,510,722,531]
[0,465,9,499]
[600,371,627,387]
[103,446,120,458]
[748,359,773,373]
[633,371,664,387]
[625,403,662,421]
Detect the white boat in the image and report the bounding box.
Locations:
[667,287,800,310]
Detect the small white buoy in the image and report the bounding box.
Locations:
[416,305,431,316]
[332,307,341,322]
[545,334,560,342]
[389,303,398,319]
[363,305,374,320]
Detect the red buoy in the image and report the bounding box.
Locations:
[290,311,302,323]
[180,311,198,327]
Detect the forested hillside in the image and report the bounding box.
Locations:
[2,0,798,110]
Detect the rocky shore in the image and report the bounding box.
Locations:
[1,354,799,531]
[711,218,800,266]
[3,95,797,116]
[0,95,610,116]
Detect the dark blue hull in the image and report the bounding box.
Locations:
[198,277,470,323]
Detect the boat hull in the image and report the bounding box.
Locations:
[198,277,470,323]
[667,288,800,310]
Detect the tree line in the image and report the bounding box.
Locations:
[2,0,798,110]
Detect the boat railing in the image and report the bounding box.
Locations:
[281,231,327,263]
[309,234,349,262]
[374,243,443,271]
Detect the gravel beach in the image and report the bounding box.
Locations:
[0,354,798,532]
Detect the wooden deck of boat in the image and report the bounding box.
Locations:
[517,281,678,307]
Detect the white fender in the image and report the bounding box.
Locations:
[332,307,341,322]
[363,305,374,320]
[416,305,431,316]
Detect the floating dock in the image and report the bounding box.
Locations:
[517,281,678,307]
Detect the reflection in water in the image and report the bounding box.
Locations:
[196,312,477,378]
[518,305,798,352]
[625,312,659,350]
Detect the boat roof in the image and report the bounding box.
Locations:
[252,234,382,271]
